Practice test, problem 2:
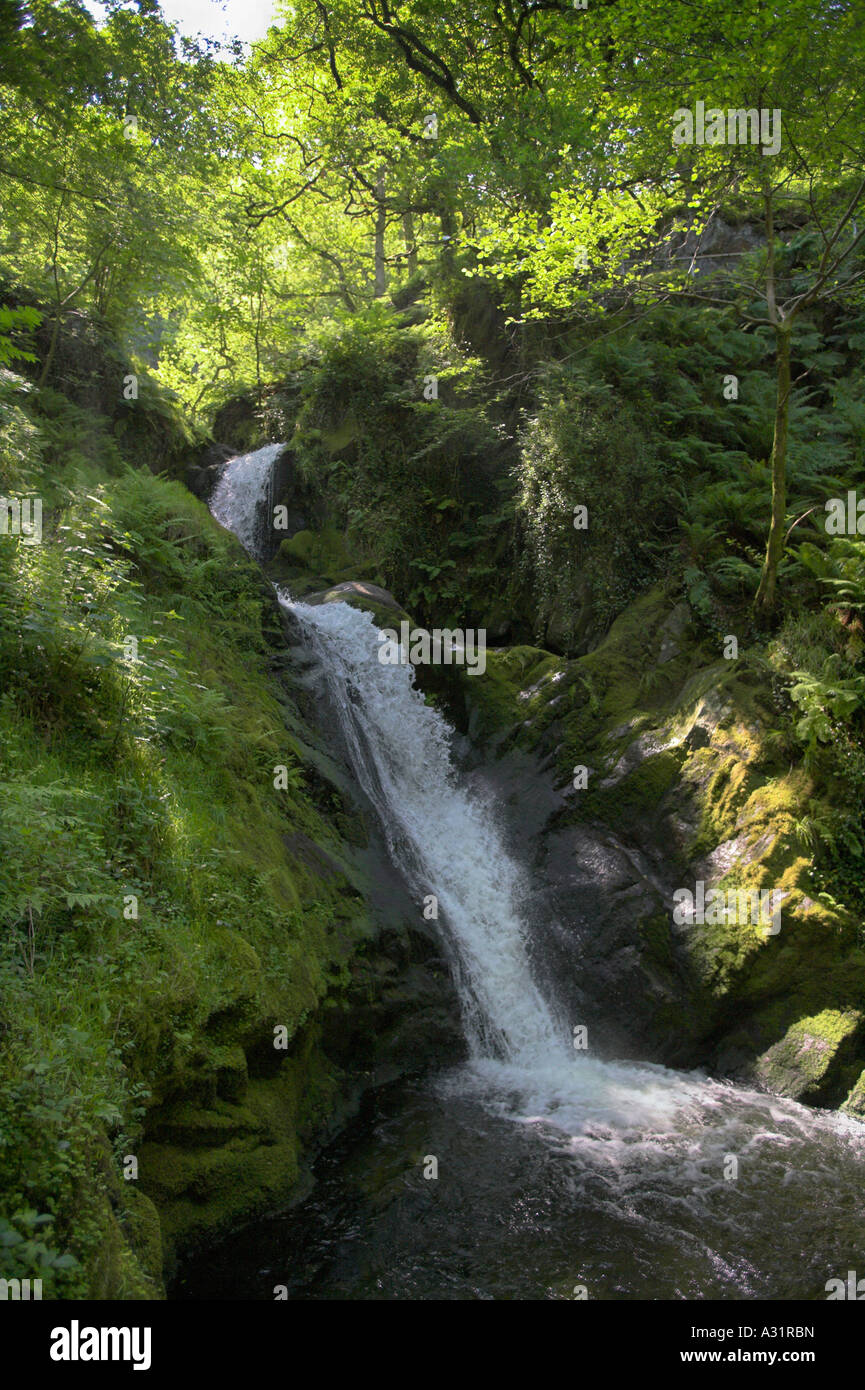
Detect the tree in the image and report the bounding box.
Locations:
[462,0,865,614]
[0,1,223,384]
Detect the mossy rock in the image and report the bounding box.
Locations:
[120,1189,164,1289]
[278,526,359,585]
[459,585,865,1083]
[302,580,411,631]
[141,1136,302,1259]
[209,1044,249,1103]
[586,747,687,834]
[754,1009,864,1103]
[138,1047,339,1268]
[463,645,564,747]
[841,1068,865,1118]
[146,1099,264,1149]
[75,1138,164,1300]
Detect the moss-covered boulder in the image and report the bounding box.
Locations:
[301,579,410,631]
[278,526,356,581]
[754,1010,863,1104]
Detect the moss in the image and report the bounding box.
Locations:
[754,1010,864,1103]
[209,1044,249,1102]
[842,1068,865,1117]
[120,1189,164,1289]
[463,587,701,763]
[69,1140,165,1300]
[584,748,687,833]
[138,1033,340,1268]
[464,645,565,746]
[639,910,676,969]
[277,526,358,585]
[146,1100,264,1149]
[321,415,360,453]
[140,1136,302,1259]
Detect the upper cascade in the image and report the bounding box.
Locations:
[209,443,285,560]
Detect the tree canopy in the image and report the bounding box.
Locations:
[1,0,864,608]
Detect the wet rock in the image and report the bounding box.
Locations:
[187,445,233,500]
[458,584,865,1092]
[304,580,403,612]
[754,1011,864,1104]
[301,579,411,630]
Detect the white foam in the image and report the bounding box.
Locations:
[209,443,284,558]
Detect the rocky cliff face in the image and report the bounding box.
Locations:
[453,587,865,1107]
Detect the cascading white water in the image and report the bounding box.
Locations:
[285,593,564,1065]
[210,446,565,1064]
[210,447,865,1161]
[283,590,789,1136]
[209,442,284,557]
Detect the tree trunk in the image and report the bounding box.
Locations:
[754,322,792,615]
[402,211,418,278]
[439,202,456,272]
[254,264,264,410]
[37,307,61,389]
[373,170,387,298]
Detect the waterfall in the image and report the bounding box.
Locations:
[287,593,564,1064]
[209,445,564,1064]
[209,442,284,558]
[209,447,865,1152]
[286,589,737,1132]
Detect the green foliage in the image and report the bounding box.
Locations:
[767,602,865,915]
[0,384,371,1292]
[798,538,865,617]
[0,1210,79,1290]
[0,368,42,489]
[0,305,40,366]
[789,658,865,751]
[291,308,510,624]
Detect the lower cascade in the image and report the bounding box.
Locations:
[287,591,562,1066]
[201,445,865,1301]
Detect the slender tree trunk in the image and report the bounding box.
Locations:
[754,322,792,615]
[439,202,456,272]
[38,310,61,389]
[254,263,264,410]
[402,211,418,277]
[755,183,791,617]
[38,193,65,388]
[373,170,387,298]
